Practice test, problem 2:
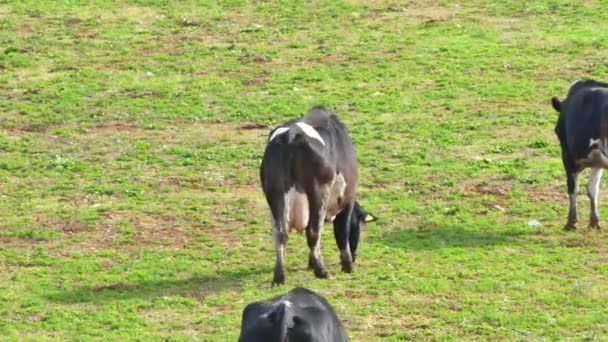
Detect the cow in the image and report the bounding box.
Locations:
[552,79,608,230]
[260,106,370,285]
[348,201,376,263]
[238,287,348,342]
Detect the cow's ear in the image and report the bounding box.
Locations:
[551,97,562,112]
[364,213,378,222]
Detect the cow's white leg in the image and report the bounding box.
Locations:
[306,182,333,279]
[271,213,288,285]
[587,167,603,228]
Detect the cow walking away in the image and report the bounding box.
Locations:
[552,79,608,230]
[260,106,373,285]
[239,287,348,342]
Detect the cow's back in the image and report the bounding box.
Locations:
[239,287,348,342]
[300,107,358,204]
[286,287,348,341]
[560,86,608,161]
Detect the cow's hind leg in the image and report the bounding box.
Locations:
[333,200,354,273]
[565,170,579,231]
[587,167,603,229]
[563,155,579,231]
[306,184,331,279]
[271,210,288,285]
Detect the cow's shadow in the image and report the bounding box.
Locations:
[369,224,526,250]
[45,266,271,304]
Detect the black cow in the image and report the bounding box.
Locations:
[260,106,370,285]
[552,79,608,230]
[349,202,376,263]
[239,287,348,342]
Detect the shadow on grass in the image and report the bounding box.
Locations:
[45,266,271,304]
[370,225,527,250]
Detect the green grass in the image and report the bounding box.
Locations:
[1,0,608,340]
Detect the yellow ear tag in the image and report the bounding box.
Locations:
[365,214,376,222]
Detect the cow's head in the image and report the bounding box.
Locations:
[239,302,291,342]
[349,202,377,262]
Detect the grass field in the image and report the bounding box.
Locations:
[1,0,608,340]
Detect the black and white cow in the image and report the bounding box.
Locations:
[260,106,369,285]
[552,79,608,230]
[239,287,348,342]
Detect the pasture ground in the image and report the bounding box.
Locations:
[1,0,607,340]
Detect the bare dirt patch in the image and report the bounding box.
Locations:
[238,55,272,64]
[30,213,74,232]
[201,226,244,248]
[473,184,508,198]
[15,24,35,35]
[177,18,201,27]
[239,123,268,130]
[99,6,160,27]
[86,121,140,135]
[240,70,271,87]
[241,78,267,86]
[351,0,464,24]
[401,3,463,23]
[134,214,188,247]
[298,54,349,64]
[0,5,10,16]
[65,18,82,26]
[75,28,97,39]
[92,283,139,292]
[140,308,188,323]
[125,90,163,99]
[190,121,268,143]
[525,183,564,203]
[60,211,189,253]
[171,31,228,45]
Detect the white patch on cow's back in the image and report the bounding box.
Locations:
[269,126,290,142]
[295,122,325,145]
[285,186,309,233]
[570,79,582,87]
[277,299,293,308]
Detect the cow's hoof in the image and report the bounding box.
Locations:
[313,269,331,279]
[563,224,576,231]
[272,274,285,286]
[589,220,600,229]
[341,261,353,273]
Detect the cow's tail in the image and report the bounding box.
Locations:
[587,106,608,166]
[596,104,608,158]
[269,301,295,340]
[552,97,562,112]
